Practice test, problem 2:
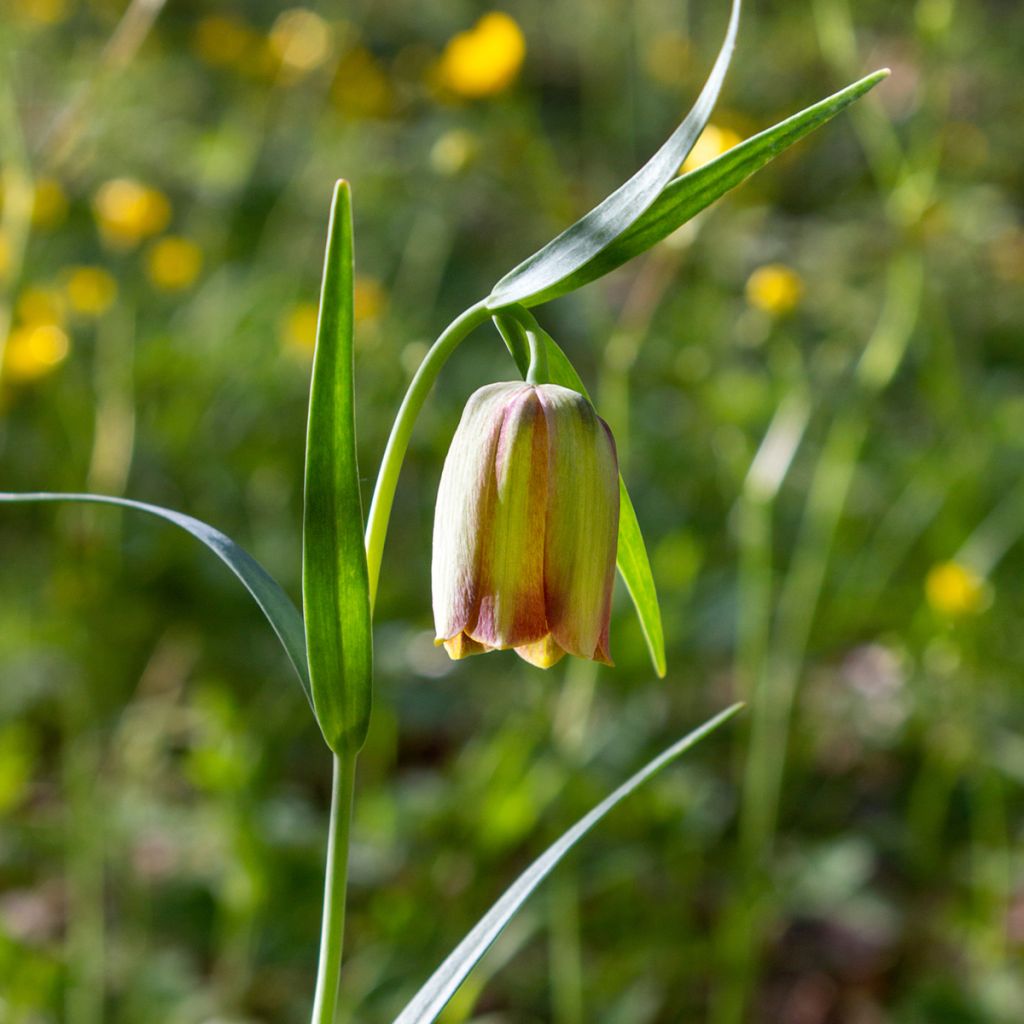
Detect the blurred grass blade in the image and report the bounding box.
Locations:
[0,491,312,704]
[303,180,373,756]
[487,0,741,310]
[392,703,743,1024]
[522,69,889,306]
[494,314,666,677]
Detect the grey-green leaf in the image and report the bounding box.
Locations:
[302,180,373,756]
[491,314,666,677]
[518,68,889,307]
[0,491,311,705]
[391,703,743,1024]
[487,0,741,310]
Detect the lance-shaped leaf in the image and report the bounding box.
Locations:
[492,314,666,677]
[391,703,743,1024]
[303,180,373,755]
[487,0,741,310]
[0,491,311,705]
[515,68,890,307]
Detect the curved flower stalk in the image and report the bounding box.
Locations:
[433,382,619,668]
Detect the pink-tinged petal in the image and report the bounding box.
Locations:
[536,385,619,662]
[432,382,524,642]
[470,386,550,649]
[514,634,567,669]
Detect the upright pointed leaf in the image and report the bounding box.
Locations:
[517,69,889,307]
[303,181,373,755]
[491,315,666,677]
[392,703,743,1024]
[487,0,741,309]
[0,491,311,705]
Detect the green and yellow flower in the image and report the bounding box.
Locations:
[432,382,619,669]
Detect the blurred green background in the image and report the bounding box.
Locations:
[2,0,1023,1021]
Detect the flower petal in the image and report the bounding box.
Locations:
[537,385,619,661]
[432,382,523,641]
[471,386,550,648]
[515,634,567,669]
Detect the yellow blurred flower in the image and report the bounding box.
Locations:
[16,285,65,327]
[281,302,319,356]
[145,236,203,291]
[430,129,478,176]
[745,263,804,317]
[63,266,118,316]
[12,0,68,25]
[925,561,987,618]
[354,275,386,323]
[644,32,691,88]
[0,230,10,281]
[93,178,171,249]
[269,8,333,79]
[31,177,69,229]
[989,228,1024,285]
[333,47,394,119]
[681,123,742,173]
[3,323,70,382]
[192,14,260,69]
[438,12,525,99]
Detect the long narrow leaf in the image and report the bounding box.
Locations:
[493,314,666,677]
[487,0,741,309]
[0,491,311,704]
[615,479,666,677]
[302,180,373,755]
[520,68,889,306]
[392,703,743,1024]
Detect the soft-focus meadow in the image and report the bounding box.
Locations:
[2,0,1023,1021]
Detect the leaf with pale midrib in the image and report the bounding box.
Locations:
[392,703,743,1024]
[0,491,312,705]
[302,180,374,756]
[488,0,742,309]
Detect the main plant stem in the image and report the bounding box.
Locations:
[311,751,357,1024]
[311,299,490,1021]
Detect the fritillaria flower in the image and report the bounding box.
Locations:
[432,381,619,668]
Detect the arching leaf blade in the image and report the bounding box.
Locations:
[391,703,743,1024]
[303,180,373,755]
[0,491,312,705]
[487,0,741,309]
[521,68,889,307]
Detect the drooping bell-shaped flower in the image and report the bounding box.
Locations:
[432,381,619,668]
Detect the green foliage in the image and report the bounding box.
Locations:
[488,0,742,309]
[0,491,311,702]
[394,704,741,1024]
[302,181,373,755]
[515,68,889,307]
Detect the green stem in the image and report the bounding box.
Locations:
[309,298,488,1019]
[525,324,549,385]
[310,751,358,1024]
[364,300,490,607]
